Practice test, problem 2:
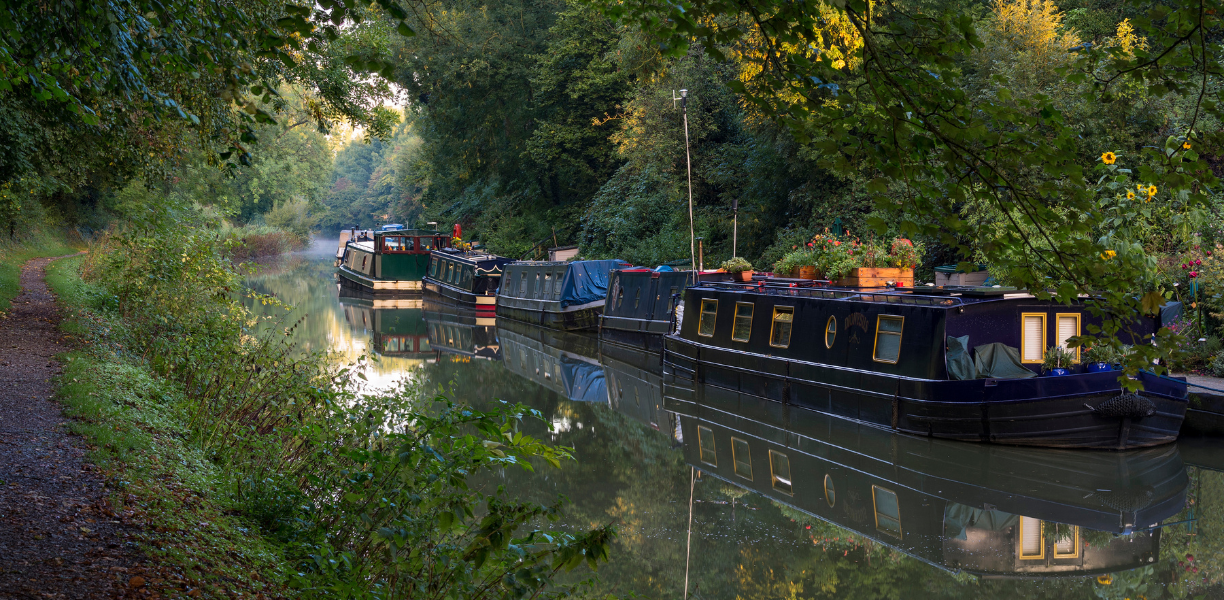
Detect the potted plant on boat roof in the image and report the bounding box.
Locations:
[721,257,754,282]
[775,248,819,279]
[1042,345,1078,376]
[835,237,922,287]
[1081,343,1120,373]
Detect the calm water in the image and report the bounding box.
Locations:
[246,243,1224,599]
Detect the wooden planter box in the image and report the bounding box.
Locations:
[836,267,914,288]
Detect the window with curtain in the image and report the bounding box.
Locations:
[1019,516,1045,559]
[1021,314,1046,363]
[1057,314,1080,360]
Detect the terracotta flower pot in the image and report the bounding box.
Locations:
[734,270,754,282]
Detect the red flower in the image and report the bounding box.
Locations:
[833,241,841,246]
[1190,271,1199,278]
[1196,259,1202,265]
[1182,264,1189,269]
[1208,251,1213,257]
[807,242,813,247]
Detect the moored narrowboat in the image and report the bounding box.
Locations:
[423,249,513,311]
[665,283,1188,449]
[497,260,625,331]
[338,228,450,292]
[667,383,1186,577]
[600,268,735,351]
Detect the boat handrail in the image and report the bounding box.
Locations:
[698,281,968,306]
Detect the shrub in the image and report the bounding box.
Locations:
[720,256,753,273]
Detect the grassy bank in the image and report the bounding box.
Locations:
[47,255,292,598]
[44,226,613,599]
[0,232,81,311]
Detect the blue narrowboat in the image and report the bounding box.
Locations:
[665,283,1188,449]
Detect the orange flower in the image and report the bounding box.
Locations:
[1184,141,1192,150]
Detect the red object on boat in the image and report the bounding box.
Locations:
[452,223,463,239]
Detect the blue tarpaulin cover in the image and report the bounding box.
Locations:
[559,260,623,308]
[563,358,607,403]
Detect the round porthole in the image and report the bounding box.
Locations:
[825,316,837,348]
[824,474,836,507]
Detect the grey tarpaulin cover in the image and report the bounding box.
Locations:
[1161,301,1184,327]
[946,335,976,381]
[943,503,1020,540]
[559,260,623,308]
[973,342,1037,379]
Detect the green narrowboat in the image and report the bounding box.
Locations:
[338,228,451,292]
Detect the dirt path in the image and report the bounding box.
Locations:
[0,256,147,599]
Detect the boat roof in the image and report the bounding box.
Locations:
[431,248,513,266]
[374,228,446,237]
[691,280,1039,307]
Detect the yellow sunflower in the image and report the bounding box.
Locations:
[1147,185,1158,196]
[1101,151,1117,164]
[1126,191,1135,199]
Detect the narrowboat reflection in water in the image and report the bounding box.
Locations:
[601,339,670,431]
[666,283,1188,449]
[423,299,500,360]
[665,379,1188,578]
[336,292,434,359]
[498,319,605,403]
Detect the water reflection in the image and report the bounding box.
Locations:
[249,249,1224,598]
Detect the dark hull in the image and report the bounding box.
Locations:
[423,278,497,311]
[1180,391,1224,436]
[599,319,665,352]
[496,303,602,331]
[337,265,423,292]
[665,335,1187,450]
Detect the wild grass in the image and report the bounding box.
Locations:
[48,226,614,599]
[0,230,81,311]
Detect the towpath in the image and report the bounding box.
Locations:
[0,256,148,599]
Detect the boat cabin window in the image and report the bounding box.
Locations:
[1057,313,1080,361]
[616,286,624,308]
[429,259,438,277]
[382,236,411,253]
[698,299,718,337]
[634,288,641,309]
[533,273,541,298]
[872,315,905,364]
[1021,313,1047,363]
[770,307,794,348]
[731,437,752,480]
[825,316,837,348]
[669,286,679,309]
[823,474,836,507]
[544,272,553,297]
[732,302,754,342]
[554,271,564,298]
[519,272,527,297]
[419,237,435,250]
[768,450,792,495]
[1018,517,1044,559]
[872,485,901,538]
[697,426,717,465]
[461,266,473,288]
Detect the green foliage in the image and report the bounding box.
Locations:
[56,216,614,598]
[1042,345,1079,371]
[720,256,753,272]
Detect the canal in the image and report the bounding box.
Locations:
[246,243,1224,599]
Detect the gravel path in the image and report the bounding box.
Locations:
[0,256,149,599]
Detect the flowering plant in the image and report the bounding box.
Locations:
[720,256,753,273]
[889,238,923,269]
